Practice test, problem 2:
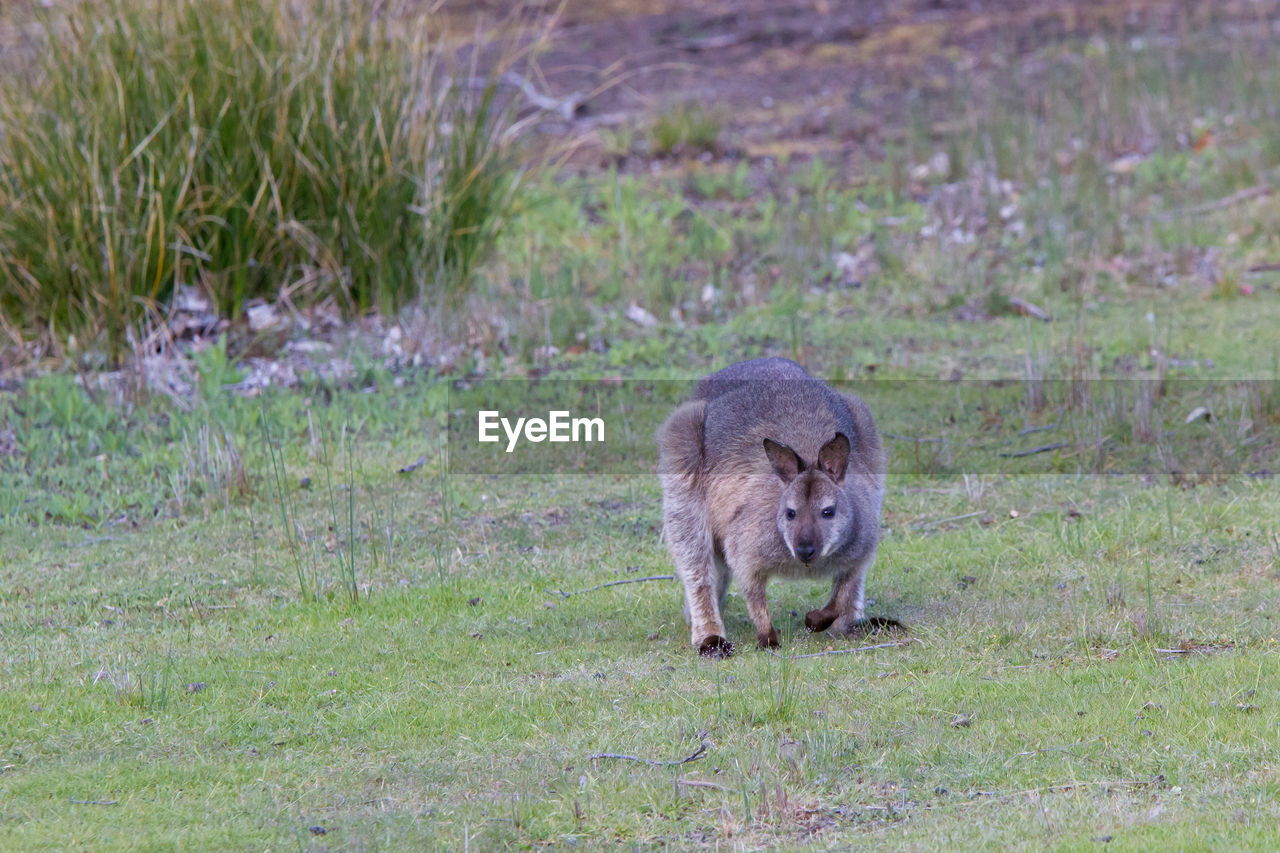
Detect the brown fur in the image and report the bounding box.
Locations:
[657,358,886,657]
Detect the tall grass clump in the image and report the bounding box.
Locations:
[0,0,524,362]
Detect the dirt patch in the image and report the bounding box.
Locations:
[442,0,1279,167]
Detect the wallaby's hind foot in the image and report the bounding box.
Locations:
[757,625,780,649]
[804,606,838,633]
[698,635,735,659]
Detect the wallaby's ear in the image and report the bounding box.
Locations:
[763,438,805,483]
[818,432,851,483]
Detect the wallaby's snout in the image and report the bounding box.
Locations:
[657,357,888,658]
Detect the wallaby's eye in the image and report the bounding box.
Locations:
[785,508,796,520]
[821,506,835,519]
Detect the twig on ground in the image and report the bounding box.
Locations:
[499,71,584,121]
[1019,422,1061,436]
[768,638,920,660]
[1013,738,1102,757]
[71,797,118,806]
[549,575,675,599]
[675,777,728,792]
[398,454,429,474]
[999,442,1067,458]
[1246,262,1280,274]
[884,433,944,443]
[71,536,118,547]
[673,33,745,50]
[1152,184,1272,220]
[911,511,985,530]
[970,776,1167,804]
[1008,297,1051,322]
[589,737,710,768]
[1154,647,1189,654]
[1004,776,1165,800]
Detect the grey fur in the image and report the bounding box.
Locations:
[657,358,886,657]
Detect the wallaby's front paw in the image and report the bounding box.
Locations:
[697,635,735,659]
[756,626,780,649]
[804,607,837,633]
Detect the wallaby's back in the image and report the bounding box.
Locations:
[697,358,882,483]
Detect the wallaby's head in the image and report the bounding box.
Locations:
[763,433,855,564]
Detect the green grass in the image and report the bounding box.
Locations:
[1,296,1278,848]
[4,9,1280,851]
[3,441,1280,848]
[650,103,723,156]
[0,0,523,363]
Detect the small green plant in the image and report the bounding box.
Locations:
[170,423,250,514]
[191,337,244,399]
[650,104,721,156]
[689,161,753,201]
[91,655,173,712]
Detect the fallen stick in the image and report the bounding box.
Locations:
[549,575,674,599]
[911,510,984,530]
[398,454,429,474]
[674,33,744,50]
[1019,777,1164,798]
[884,433,944,444]
[1152,184,1272,220]
[1008,297,1051,322]
[71,797,118,806]
[971,776,1165,803]
[71,536,118,547]
[589,739,709,768]
[768,638,920,660]
[999,442,1068,458]
[500,72,584,121]
[1013,738,1101,757]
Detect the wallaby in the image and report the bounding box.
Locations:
[657,358,887,658]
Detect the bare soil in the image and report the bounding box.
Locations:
[443,0,1279,167]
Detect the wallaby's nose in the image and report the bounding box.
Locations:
[796,543,816,563]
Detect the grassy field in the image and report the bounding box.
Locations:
[4,2,1280,850]
[4,372,1280,850]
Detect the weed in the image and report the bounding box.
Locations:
[191,336,244,399]
[170,423,250,514]
[320,424,360,604]
[91,655,172,712]
[650,104,721,156]
[688,161,753,202]
[260,392,314,601]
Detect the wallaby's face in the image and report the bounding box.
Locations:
[763,434,856,564]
